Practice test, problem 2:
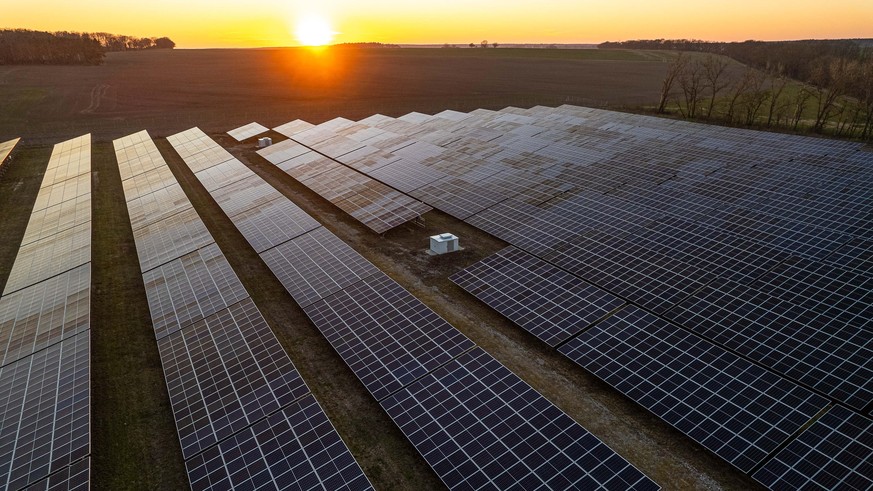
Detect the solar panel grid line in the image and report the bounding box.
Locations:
[255,139,311,166]
[301,271,475,402]
[142,243,249,340]
[132,207,215,273]
[749,256,873,331]
[193,158,256,192]
[19,194,92,248]
[380,347,659,490]
[185,394,374,491]
[666,277,873,410]
[752,405,873,490]
[157,297,310,459]
[119,130,373,489]
[0,331,90,491]
[824,237,873,277]
[230,196,322,254]
[450,246,626,347]
[226,122,269,142]
[543,230,715,315]
[2,222,92,296]
[0,138,20,172]
[31,174,92,214]
[120,165,179,203]
[259,228,381,308]
[0,263,90,368]
[279,140,433,233]
[559,305,830,473]
[210,175,286,219]
[125,184,194,232]
[272,119,315,139]
[21,457,89,491]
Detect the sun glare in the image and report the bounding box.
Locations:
[295,14,335,46]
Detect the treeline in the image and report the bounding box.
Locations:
[601,39,873,140]
[599,39,861,81]
[0,29,175,65]
[332,42,400,49]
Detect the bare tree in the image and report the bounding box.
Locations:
[468,42,475,48]
[739,70,769,125]
[810,57,850,133]
[480,40,489,48]
[765,66,789,127]
[857,58,873,140]
[492,42,499,48]
[724,67,758,123]
[678,58,704,118]
[702,54,731,119]
[657,52,686,113]
[791,87,814,130]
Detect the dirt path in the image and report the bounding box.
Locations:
[80,83,111,114]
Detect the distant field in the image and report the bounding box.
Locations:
[0,48,667,143]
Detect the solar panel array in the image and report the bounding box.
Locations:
[0,135,91,490]
[0,137,20,176]
[117,129,370,489]
[282,105,873,489]
[226,122,269,142]
[258,137,432,234]
[175,128,659,489]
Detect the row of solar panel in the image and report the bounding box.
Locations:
[256,134,432,234]
[282,105,872,490]
[180,127,661,489]
[452,245,873,489]
[0,138,19,177]
[289,106,873,408]
[116,130,372,490]
[0,135,92,490]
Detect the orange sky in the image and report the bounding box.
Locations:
[3,0,871,48]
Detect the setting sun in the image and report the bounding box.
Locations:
[294,14,335,46]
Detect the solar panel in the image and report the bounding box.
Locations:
[0,263,90,367]
[256,139,311,166]
[272,120,316,138]
[0,138,19,169]
[133,207,215,273]
[125,184,193,231]
[230,196,321,253]
[381,347,659,490]
[21,457,89,491]
[32,173,92,213]
[303,272,475,401]
[227,122,269,142]
[185,394,373,491]
[157,298,310,459]
[3,222,91,295]
[0,332,90,491]
[274,151,336,182]
[451,246,624,347]
[210,175,284,218]
[667,277,873,410]
[753,405,873,490]
[20,194,92,247]
[142,244,249,339]
[260,227,380,308]
[194,159,254,192]
[826,237,873,276]
[121,165,178,203]
[545,230,714,315]
[560,306,829,472]
[749,256,872,330]
[39,135,90,188]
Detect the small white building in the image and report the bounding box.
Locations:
[430,233,459,254]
